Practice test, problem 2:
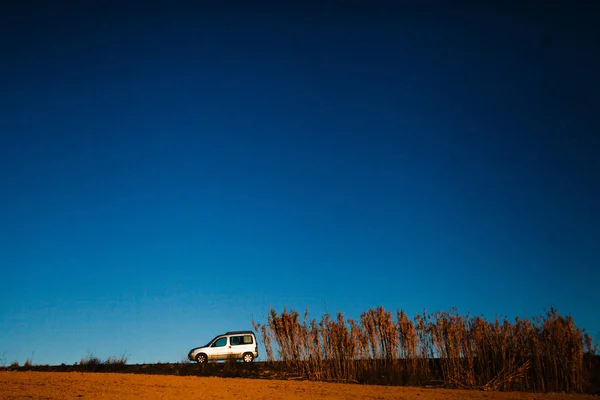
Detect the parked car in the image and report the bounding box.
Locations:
[188,330,258,363]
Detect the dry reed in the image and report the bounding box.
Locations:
[253,306,595,392]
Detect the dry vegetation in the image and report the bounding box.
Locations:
[253,306,597,393]
[78,353,128,368]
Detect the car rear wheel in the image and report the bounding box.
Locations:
[196,353,208,364]
[242,352,254,363]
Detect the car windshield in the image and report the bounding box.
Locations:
[203,336,221,347]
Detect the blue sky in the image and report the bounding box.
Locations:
[1,2,599,365]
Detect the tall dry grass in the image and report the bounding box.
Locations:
[253,306,596,392]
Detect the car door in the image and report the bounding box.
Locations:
[229,335,243,358]
[208,336,229,360]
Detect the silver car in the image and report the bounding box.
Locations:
[188,330,258,363]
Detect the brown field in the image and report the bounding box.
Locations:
[1,372,598,400]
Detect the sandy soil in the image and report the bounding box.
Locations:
[0,371,597,400]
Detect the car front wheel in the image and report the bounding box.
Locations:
[196,353,208,364]
[242,352,254,363]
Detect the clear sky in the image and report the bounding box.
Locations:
[1,1,599,365]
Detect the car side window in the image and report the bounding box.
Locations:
[212,337,227,347]
[229,335,253,345]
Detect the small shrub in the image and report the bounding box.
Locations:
[105,353,128,366]
[79,353,102,367]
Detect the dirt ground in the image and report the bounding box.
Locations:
[0,371,597,400]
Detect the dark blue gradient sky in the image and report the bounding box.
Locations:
[1,1,599,365]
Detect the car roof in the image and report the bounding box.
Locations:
[224,330,255,335]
